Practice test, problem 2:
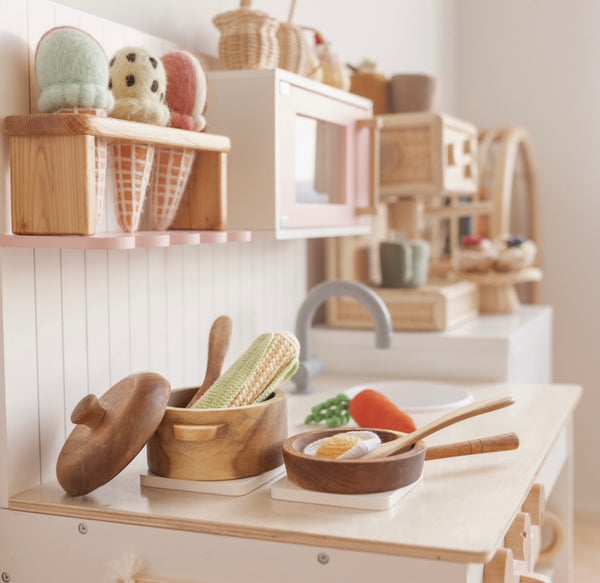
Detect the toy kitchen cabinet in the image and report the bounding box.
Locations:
[0,3,580,583]
[313,304,553,384]
[206,68,378,239]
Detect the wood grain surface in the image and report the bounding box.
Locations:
[147,388,287,480]
[186,315,233,407]
[56,372,171,496]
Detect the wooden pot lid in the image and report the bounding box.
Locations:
[56,372,171,496]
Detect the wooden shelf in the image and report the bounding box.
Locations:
[0,230,251,250]
[4,113,231,236]
[4,114,230,151]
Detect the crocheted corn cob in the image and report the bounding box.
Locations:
[192,331,299,409]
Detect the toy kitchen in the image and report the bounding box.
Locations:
[0,1,581,583]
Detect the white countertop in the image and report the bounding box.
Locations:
[311,305,553,382]
[9,374,580,564]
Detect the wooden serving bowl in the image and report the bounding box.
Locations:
[282,428,426,494]
[147,387,287,481]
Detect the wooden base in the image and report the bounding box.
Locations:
[459,268,542,314]
[5,114,230,235]
[326,279,479,331]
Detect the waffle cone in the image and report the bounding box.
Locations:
[110,142,155,233]
[147,147,195,230]
[57,107,107,228]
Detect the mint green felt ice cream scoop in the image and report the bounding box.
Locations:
[35,25,114,113]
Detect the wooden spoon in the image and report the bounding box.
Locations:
[424,432,519,460]
[363,395,515,459]
[186,315,233,407]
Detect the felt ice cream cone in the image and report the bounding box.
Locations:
[110,141,155,233]
[35,27,114,231]
[147,147,195,230]
[108,47,170,232]
[145,51,208,230]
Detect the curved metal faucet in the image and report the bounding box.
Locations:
[291,279,393,393]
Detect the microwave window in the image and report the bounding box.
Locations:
[295,116,344,205]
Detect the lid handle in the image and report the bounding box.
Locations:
[71,394,107,429]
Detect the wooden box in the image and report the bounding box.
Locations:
[378,112,479,199]
[326,279,478,332]
[5,113,230,235]
[206,68,377,239]
[325,235,479,331]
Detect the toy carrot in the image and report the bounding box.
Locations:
[305,389,417,433]
[349,389,417,433]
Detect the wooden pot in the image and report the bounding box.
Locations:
[147,387,287,481]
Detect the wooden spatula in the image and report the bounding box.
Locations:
[363,396,515,459]
[186,315,233,407]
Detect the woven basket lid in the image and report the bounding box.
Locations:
[56,372,171,496]
[213,0,279,32]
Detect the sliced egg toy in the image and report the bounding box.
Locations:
[303,430,381,460]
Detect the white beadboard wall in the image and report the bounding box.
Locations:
[0,0,308,504]
[0,240,306,503]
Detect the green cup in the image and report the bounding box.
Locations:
[380,240,430,288]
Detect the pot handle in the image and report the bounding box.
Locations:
[172,423,226,442]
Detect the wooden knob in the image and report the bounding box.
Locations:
[483,548,514,583]
[504,512,532,563]
[522,483,545,526]
[447,142,456,165]
[70,394,106,429]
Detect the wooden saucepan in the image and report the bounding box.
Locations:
[282,428,519,495]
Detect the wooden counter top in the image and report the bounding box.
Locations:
[9,376,581,563]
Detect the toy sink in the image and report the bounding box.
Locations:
[344,380,473,413]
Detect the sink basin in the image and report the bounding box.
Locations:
[344,381,474,413]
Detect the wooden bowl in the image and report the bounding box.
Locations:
[147,387,287,481]
[282,428,426,494]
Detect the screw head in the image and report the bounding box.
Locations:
[77,522,88,534]
[317,552,329,565]
[2,571,11,582]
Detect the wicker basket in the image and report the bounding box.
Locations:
[277,23,314,76]
[213,0,280,70]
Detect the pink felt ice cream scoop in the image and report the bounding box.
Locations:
[162,50,208,131]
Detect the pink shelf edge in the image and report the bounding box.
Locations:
[0,230,252,250]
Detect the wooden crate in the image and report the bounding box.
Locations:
[325,235,479,331]
[5,113,230,235]
[326,279,478,332]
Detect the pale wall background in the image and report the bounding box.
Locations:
[57,0,599,514]
[455,0,600,518]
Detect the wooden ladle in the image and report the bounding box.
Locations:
[363,395,515,460]
[186,315,233,407]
